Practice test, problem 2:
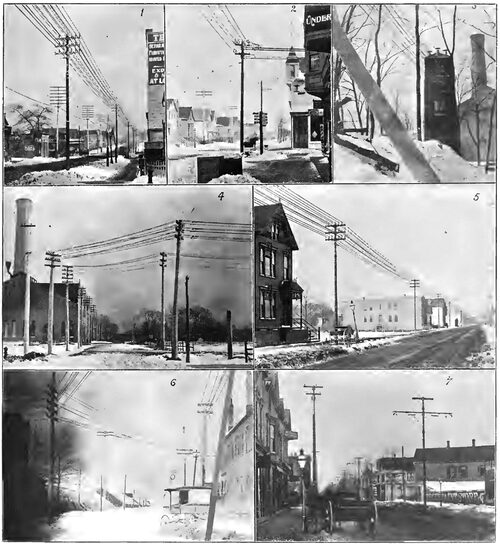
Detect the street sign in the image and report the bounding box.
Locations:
[147,31,165,86]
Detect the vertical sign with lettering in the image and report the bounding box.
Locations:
[147,31,165,86]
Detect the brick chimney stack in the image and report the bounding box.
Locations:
[472,439,476,447]
[471,34,487,90]
[447,440,450,448]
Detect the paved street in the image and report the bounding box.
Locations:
[311,325,489,370]
[258,503,495,541]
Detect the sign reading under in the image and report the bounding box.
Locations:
[147,31,165,86]
[304,6,331,33]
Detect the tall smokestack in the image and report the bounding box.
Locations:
[471,34,487,90]
[13,198,33,275]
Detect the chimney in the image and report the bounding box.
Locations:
[472,439,476,447]
[471,34,487,90]
[13,198,33,275]
[447,440,450,448]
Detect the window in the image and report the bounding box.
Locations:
[447,465,457,479]
[459,465,468,478]
[364,317,367,323]
[369,306,373,311]
[290,65,297,78]
[283,253,291,280]
[259,289,277,320]
[11,320,16,338]
[270,424,276,453]
[369,316,373,322]
[394,302,398,309]
[378,314,383,323]
[388,315,392,322]
[433,100,447,115]
[309,53,321,71]
[394,315,399,323]
[259,245,276,278]
[478,465,486,476]
[271,223,280,240]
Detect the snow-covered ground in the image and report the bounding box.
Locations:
[3,341,251,369]
[5,156,61,166]
[427,480,485,493]
[334,136,496,183]
[256,333,412,368]
[10,156,130,185]
[50,504,252,541]
[3,340,84,360]
[465,324,495,367]
[208,173,261,184]
[129,173,167,185]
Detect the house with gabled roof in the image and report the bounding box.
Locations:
[178,106,195,144]
[255,203,315,346]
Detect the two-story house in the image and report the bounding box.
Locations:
[255,371,298,518]
[254,203,309,346]
[178,106,196,145]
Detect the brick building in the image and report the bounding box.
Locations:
[254,204,310,346]
[255,371,298,518]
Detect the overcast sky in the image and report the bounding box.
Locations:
[279,369,495,490]
[4,186,252,329]
[4,369,250,504]
[264,184,495,320]
[4,4,305,135]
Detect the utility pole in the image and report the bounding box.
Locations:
[176,448,194,486]
[226,310,233,359]
[45,372,58,516]
[77,284,83,348]
[81,105,94,153]
[354,456,363,499]
[45,251,61,355]
[205,370,236,541]
[410,279,420,330]
[90,304,96,343]
[55,35,80,169]
[123,474,127,510]
[235,42,251,153]
[185,275,190,363]
[115,103,118,162]
[127,120,130,157]
[402,445,406,501]
[23,251,32,356]
[415,5,422,141]
[393,397,452,509]
[192,450,199,486]
[62,265,73,351]
[331,8,439,182]
[304,384,323,486]
[325,223,346,344]
[106,114,111,166]
[197,402,213,487]
[160,252,167,350]
[171,220,184,360]
[49,86,65,158]
[260,81,264,154]
[78,465,82,505]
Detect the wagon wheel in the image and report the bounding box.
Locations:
[324,499,335,534]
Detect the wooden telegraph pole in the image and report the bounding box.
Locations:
[171,220,184,360]
[326,223,346,344]
[331,7,439,182]
[62,265,73,351]
[205,371,236,541]
[185,275,191,363]
[226,310,233,360]
[45,252,61,355]
[115,103,118,162]
[160,252,167,349]
[46,372,58,515]
[304,384,323,486]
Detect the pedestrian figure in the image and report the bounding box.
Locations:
[138,153,145,176]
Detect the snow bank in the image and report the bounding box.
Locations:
[427,480,485,493]
[128,174,166,185]
[13,156,130,185]
[208,173,261,184]
[5,156,60,166]
[334,136,495,182]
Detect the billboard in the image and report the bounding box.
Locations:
[147,31,165,86]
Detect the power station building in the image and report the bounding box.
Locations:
[2,198,88,345]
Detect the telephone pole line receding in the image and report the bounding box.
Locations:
[393,397,452,509]
[409,279,420,330]
[197,402,213,487]
[325,223,346,343]
[304,384,324,486]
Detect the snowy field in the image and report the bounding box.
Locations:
[334,136,496,183]
[49,505,252,541]
[9,156,130,185]
[3,341,251,369]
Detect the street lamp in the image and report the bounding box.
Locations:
[350,300,359,342]
[298,449,308,534]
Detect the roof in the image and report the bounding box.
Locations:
[280,279,303,294]
[414,445,494,464]
[286,46,299,64]
[166,98,179,111]
[254,203,298,250]
[377,457,415,472]
[178,107,194,121]
[216,116,231,127]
